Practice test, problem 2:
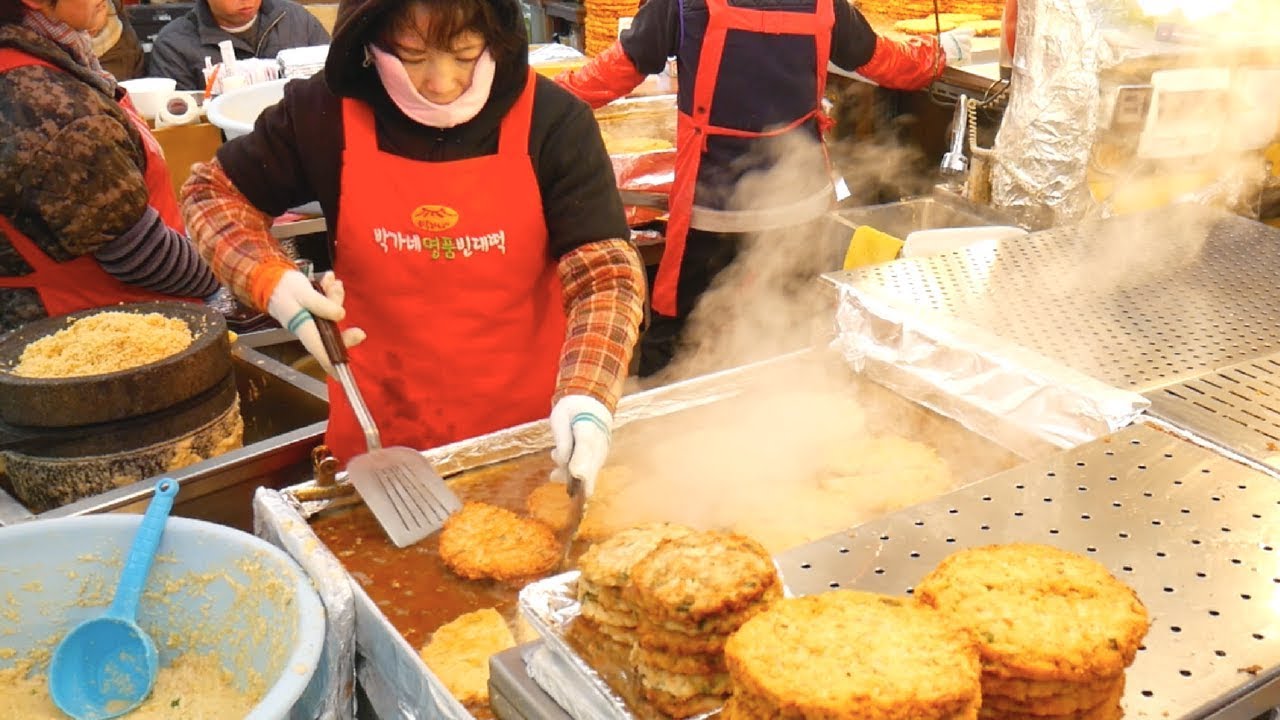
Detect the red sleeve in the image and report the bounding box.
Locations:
[855,35,946,91]
[554,42,648,110]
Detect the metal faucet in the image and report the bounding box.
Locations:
[940,95,971,178]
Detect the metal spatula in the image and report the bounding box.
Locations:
[311,308,461,548]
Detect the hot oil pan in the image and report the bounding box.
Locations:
[254,349,1048,720]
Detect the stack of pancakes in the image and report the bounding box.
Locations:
[856,0,1003,22]
[915,544,1151,720]
[722,591,982,719]
[576,525,782,717]
[584,0,639,56]
[576,522,692,647]
[624,530,782,716]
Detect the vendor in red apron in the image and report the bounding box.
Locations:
[557,0,950,377]
[181,0,646,493]
[0,0,220,332]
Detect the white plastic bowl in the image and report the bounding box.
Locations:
[207,78,291,140]
[0,515,325,720]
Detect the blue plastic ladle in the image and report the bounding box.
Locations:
[48,478,179,720]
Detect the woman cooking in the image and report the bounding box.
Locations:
[0,0,220,332]
[181,0,646,494]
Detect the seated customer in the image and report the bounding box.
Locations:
[89,0,143,80]
[148,0,329,89]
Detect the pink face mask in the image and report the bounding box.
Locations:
[368,43,496,129]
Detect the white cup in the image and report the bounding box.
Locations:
[119,77,179,121]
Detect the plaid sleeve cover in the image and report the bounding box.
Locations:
[180,158,297,310]
[554,239,646,413]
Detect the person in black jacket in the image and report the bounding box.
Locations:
[148,0,329,89]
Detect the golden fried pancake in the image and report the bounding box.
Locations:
[982,672,1118,700]
[637,664,731,700]
[579,522,696,589]
[646,581,781,636]
[418,608,516,707]
[641,686,725,718]
[627,530,778,622]
[978,679,1123,720]
[439,502,560,581]
[636,620,734,655]
[526,482,573,532]
[725,591,981,720]
[632,644,727,676]
[960,19,1003,36]
[606,136,674,155]
[580,598,639,628]
[915,544,1150,683]
[981,675,1123,716]
[895,17,957,34]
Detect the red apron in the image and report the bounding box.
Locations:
[326,69,566,461]
[650,0,834,316]
[0,48,187,317]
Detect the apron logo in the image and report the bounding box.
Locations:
[372,228,507,258]
[411,205,460,232]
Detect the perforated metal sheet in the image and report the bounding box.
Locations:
[1148,354,1280,475]
[777,424,1280,719]
[828,207,1280,393]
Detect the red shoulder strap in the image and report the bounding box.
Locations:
[0,47,58,73]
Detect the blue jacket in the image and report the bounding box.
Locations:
[148,0,330,90]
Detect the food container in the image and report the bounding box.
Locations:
[0,515,326,719]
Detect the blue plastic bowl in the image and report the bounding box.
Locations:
[0,515,325,719]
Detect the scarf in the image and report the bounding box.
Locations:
[21,9,116,95]
[369,43,495,129]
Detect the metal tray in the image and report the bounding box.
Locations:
[826,206,1280,449]
[775,422,1280,720]
[270,349,1041,718]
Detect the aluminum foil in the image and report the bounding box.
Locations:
[351,583,473,720]
[991,0,1103,227]
[827,274,1148,451]
[520,571,733,720]
[253,488,358,720]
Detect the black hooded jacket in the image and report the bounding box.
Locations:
[216,0,628,258]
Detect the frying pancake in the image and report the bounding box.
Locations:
[417,608,516,708]
[438,502,560,582]
[526,482,573,532]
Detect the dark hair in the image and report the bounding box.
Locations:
[0,0,29,26]
[377,0,523,66]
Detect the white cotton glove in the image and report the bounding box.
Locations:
[939,28,974,64]
[266,270,366,376]
[549,395,613,498]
